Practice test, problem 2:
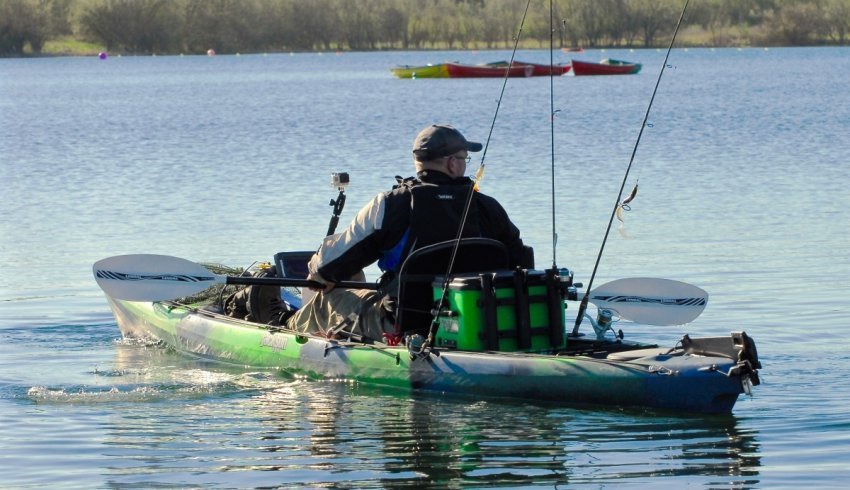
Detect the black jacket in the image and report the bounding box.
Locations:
[308,170,525,283]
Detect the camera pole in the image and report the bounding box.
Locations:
[326,172,349,236]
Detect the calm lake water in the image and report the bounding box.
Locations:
[2,46,849,488]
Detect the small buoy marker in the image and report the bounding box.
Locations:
[98,52,108,60]
[207,48,216,56]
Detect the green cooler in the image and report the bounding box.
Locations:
[433,269,566,352]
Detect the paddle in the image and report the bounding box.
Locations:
[586,277,708,326]
[94,255,708,326]
[93,254,379,302]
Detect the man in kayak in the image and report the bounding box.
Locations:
[286,124,527,343]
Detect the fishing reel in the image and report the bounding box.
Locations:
[584,308,624,341]
[557,267,581,301]
[406,333,439,360]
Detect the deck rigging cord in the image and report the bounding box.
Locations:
[570,0,691,337]
[417,0,534,354]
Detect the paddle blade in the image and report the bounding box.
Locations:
[93,254,223,301]
[589,277,708,326]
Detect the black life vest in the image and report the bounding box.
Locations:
[380,175,483,274]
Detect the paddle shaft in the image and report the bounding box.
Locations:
[93,254,705,325]
[226,275,379,291]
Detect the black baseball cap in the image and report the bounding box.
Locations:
[412,124,483,160]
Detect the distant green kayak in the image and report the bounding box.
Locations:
[390,63,449,78]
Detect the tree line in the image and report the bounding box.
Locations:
[2,0,849,56]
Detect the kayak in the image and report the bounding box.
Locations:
[94,234,761,416]
[390,63,449,79]
[602,58,643,74]
[101,271,761,414]
[571,59,642,76]
[445,62,533,78]
[484,60,572,76]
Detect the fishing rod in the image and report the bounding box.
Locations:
[548,0,557,268]
[475,0,534,180]
[571,0,691,337]
[417,0,534,355]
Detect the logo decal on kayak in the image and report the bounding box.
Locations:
[261,332,288,351]
[591,295,706,306]
[95,269,214,283]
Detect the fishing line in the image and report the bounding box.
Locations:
[476,0,534,176]
[571,0,691,337]
[419,0,534,353]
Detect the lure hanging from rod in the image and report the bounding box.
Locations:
[622,182,639,206]
[617,182,639,216]
[616,183,638,238]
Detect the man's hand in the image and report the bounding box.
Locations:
[307,272,335,293]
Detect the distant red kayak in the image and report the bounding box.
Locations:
[485,61,571,76]
[571,59,642,76]
[445,62,533,78]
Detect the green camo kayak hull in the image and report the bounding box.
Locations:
[106,297,760,414]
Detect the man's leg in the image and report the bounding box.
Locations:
[286,288,393,341]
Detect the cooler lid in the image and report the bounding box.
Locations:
[433,270,547,290]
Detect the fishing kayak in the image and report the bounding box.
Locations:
[103,288,761,414]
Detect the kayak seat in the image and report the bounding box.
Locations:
[395,238,510,335]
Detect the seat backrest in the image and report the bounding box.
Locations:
[274,251,315,307]
[273,251,314,279]
[395,238,510,334]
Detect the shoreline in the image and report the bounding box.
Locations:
[6,43,847,59]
